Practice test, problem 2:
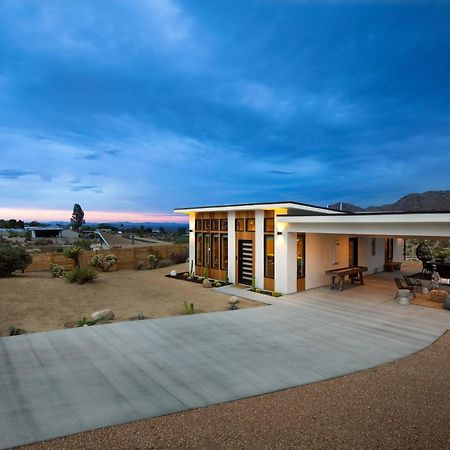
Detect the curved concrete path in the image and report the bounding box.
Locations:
[1,282,449,449]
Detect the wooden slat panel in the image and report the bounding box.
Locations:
[25,244,188,272]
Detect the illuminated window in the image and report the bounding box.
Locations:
[195,233,203,266]
[264,235,275,278]
[220,219,228,231]
[211,233,219,269]
[195,219,202,231]
[246,218,255,232]
[211,219,219,231]
[236,218,245,231]
[264,218,274,233]
[297,234,305,278]
[221,234,228,270]
[203,219,210,231]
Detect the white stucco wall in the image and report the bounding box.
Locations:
[305,234,350,290]
[393,238,404,261]
[358,237,385,275]
[227,211,236,283]
[188,214,196,274]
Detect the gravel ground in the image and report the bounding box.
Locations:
[18,333,450,450]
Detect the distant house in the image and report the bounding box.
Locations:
[26,227,79,241]
[174,200,450,294]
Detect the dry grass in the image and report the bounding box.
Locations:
[0,263,260,336]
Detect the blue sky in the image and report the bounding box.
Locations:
[0,0,449,221]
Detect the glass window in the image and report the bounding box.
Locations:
[264,218,274,233]
[211,219,219,231]
[264,235,275,278]
[221,234,228,270]
[220,219,228,231]
[204,233,211,267]
[203,219,210,231]
[297,234,305,278]
[246,218,255,232]
[236,218,245,231]
[212,234,219,269]
[195,219,202,231]
[195,233,203,266]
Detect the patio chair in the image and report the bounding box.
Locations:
[394,277,415,298]
[403,275,422,295]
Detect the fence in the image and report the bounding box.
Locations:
[25,244,189,272]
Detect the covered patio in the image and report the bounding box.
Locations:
[274,211,450,294]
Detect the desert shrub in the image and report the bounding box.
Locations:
[183,272,189,278]
[77,317,98,327]
[74,238,93,250]
[33,238,54,245]
[184,301,194,315]
[228,304,238,311]
[147,254,158,269]
[169,249,189,264]
[90,253,118,272]
[136,260,146,270]
[0,245,32,276]
[50,263,65,278]
[63,246,83,269]
[272,291,282,297]
[9,325,27,336]
[213,281,222,287]
[157,258,172,268]
[64,267,97,284]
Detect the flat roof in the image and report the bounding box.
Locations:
[174,201,344,214]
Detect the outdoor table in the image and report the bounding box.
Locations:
[325,266,369,291]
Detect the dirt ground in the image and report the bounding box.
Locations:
[19,334,450,450]
[0,263,259,336]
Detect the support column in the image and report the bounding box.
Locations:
[275,228,297,294]
[255,210,264,289]
[188,213,196,274]
[227,211,236,284]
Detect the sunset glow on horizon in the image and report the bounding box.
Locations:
[0,208,188,224]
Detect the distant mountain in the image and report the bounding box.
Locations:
[329,190,450,213]
[45,221,188,230]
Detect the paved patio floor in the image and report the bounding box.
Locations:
[1,274,449,449]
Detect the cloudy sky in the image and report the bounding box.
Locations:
[0,0,449,222]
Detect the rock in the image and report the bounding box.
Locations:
[430,290,448,303]
[229,296,240,304]
[170,270,177,277]
[202,279,212,288]
[90,309,115,321]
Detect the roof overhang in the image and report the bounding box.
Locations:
[276,212,450,239]
[174,201,343,215]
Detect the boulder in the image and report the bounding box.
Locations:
[229,296,240,305]
[170,270,177,277]
[202,279,212,288]
[90,309,115,321]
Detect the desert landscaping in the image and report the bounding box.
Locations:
[0,262,260,336]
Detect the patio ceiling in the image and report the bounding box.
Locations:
[276,212,450,239]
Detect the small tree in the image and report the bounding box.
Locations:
[0,245,32,276]
[70,204,85,232]
[63,246,84,269]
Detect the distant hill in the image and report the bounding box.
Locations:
[329,190,450,213]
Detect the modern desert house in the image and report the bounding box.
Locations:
[174,201,450,294]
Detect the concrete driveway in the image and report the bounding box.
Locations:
[1,282,450,449]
